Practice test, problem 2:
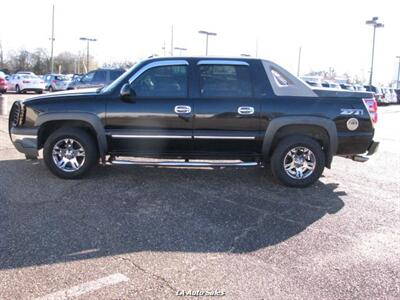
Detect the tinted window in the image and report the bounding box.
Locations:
[81,72,95,83]
[271,68,291,86]
[322,82,329,88]
[93,71,107,82]
[131,65,187,97]
[199,65,252,97]
[110,70,124,81]
[54,75,67,81]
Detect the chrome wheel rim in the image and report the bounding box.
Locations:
[283,146,316,180]
[52,138,86,172]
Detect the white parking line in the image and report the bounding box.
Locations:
[35,273,129,300]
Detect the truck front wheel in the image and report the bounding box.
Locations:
[271,136,325,187]
[43,128,98,179]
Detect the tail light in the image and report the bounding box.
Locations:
[22,80,30,83]
[0,78,5,84]
[363,98,378,123]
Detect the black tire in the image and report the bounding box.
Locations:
[49,86,53,92]
[270,136,325,188]
[36,90,43,94]
[15,85,21,94]
[43,128,98,179]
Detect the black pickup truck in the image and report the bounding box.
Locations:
[9,57,379,187]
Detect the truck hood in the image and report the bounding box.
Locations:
[22,88,99,105]
[312,88,373,99]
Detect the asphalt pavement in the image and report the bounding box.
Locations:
[0,93,399,299]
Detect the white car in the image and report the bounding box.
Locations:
[388,88,398,104]
[7,74,45,94]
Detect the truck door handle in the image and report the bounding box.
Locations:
[238,106,255,115]
[174,105,192,114]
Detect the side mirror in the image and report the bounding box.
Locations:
[120,83,135,100]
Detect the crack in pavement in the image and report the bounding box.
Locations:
[229,212,270,253]
[113,255,177,292]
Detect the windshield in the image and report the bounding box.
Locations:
[100,63,139,94]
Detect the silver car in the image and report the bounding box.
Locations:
[44,74,70,92]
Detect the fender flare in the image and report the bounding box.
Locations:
[262,116,337,168]
[35,112,107,157]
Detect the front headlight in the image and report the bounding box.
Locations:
[9,101,26,128]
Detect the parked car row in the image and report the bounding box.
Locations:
[300,77,399,105]
[364,85,399,105]
[0,68,125,94]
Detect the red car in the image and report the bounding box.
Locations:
[0,72,7,93]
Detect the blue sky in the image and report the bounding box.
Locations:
[1,0,399,84]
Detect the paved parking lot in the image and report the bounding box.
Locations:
[0,93,399,299]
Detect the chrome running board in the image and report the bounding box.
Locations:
[111,160,258,168]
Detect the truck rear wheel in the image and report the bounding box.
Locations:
[271,136,325,187]
[43,128,98,179]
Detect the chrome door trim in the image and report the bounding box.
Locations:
[197,60,249,66]
[237,106,255,115]
[128,60,189,84]
[111,134,191,139]
[174,105,192,114]
[194,136,255,140]
[111,134,255,140]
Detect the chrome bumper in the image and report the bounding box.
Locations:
[10,127,39,157]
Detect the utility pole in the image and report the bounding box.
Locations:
[162,41,166,56]
[50,4,55,73]
[80,37,97,72]
[396,56,400,89]
[366,17,384,86]
[297,46,302,77]
[198,30,217,56]
[170,25,174,56]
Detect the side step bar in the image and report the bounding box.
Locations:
[344,154,369,163]
[110,160,259,168]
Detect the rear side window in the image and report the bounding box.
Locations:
[199,65,252,97]
[271,68,291,87]
[93,71,107,82]
[131,65,187,97]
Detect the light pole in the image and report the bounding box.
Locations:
[174,47,187,56]
[49,4,55,73]
[198,30,217,56]
[80,37,97,73]
[297,46,302,77]
[396,56,400,89]
[170,25,174,56]
[366,17,384,86]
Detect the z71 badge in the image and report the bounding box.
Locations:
[340,108,364,115]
